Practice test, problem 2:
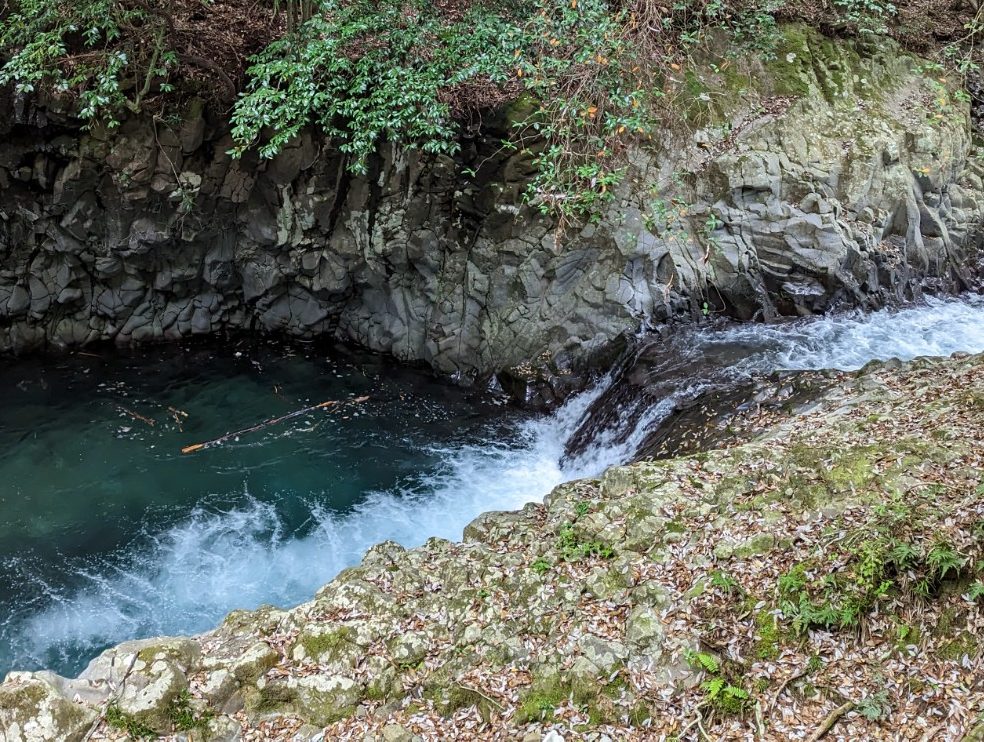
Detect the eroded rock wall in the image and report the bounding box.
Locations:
[1,27,982,384]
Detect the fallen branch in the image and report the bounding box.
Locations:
[806,701,854,742]
[118,406,156,427]
[769,667,810,712]
[181,396,369,454]
[754,699,766,738]
[82,650,140,741]
[454,683,505,711]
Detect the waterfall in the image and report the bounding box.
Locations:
[2,294,983,677]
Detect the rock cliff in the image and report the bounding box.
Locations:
[1,27,982,389]
[2,351,982,741]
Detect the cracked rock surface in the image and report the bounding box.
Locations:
[2,351,982,740]
[1,27,982,390]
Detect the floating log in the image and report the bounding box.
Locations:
[181,396,369,454]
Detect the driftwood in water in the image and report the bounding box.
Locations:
[118,406,156,427]
[181,396,369,454]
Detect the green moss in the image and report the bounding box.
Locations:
[307,701,358,726]
[243,683,297,715]
[500,92,540,127]
[602,676,629,700]
[784,442,883,504]
[939,632,979,661]
[515,675,603,724]
[0,685,46,712]
[764,24,814,97]
[753,611,782,660]
[364,684,389,702]
[166,690,212,733]
[421,673,500,720]
[298,627,354,660]
[629,701,652,725]
[894,621,923,651]
[935,607,958,636]
[734,533,777,559]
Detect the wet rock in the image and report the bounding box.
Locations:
[0,27,980,394]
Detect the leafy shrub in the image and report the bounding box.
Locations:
[6,0,981,222]
[229,0,794,221]
[0,0,177,126]
[832,0,897,35]
[230,0,522,168]
[0,0,278,127]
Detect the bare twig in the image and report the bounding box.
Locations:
[181,396,370,454]
[768,667,810,712]
[806,701,855,742]
[118,406,156,427]
[455,683,505,711]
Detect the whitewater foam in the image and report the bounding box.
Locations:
[3,366,620,672]
[702,294,984,373]
[6,294,984,675]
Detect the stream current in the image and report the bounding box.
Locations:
[1,294,983,677]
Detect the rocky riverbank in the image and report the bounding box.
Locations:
[2,350,982,741]
[2,25,983,397]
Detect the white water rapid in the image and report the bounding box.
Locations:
[8,293,984,675]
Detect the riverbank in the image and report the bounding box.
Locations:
[3,349,982,741]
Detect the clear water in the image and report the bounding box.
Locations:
[2,294,984,679]
[0,342,533,677]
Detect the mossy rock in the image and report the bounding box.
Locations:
[295,626,356,664]
[0,677,96,741]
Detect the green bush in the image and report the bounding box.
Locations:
[0,0,178,126]
[230,0,522,168]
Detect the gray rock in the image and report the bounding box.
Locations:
[0,25,979,392]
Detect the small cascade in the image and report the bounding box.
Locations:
[563,293,984,462]
[2,295,983,677]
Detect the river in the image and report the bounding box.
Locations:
[1,294,982,677]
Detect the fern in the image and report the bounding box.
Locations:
[967,581,984,602]
[685,650,720,674]
[702,676,725,698]
[927,541,965,581]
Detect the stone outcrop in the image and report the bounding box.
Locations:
[2,351,982,740]
[1,26,982,389]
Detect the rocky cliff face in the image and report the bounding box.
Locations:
[1,27,982,388]
[2,351,982,741]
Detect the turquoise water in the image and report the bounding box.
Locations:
[0,341,528,677]
[3,294,984,681]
